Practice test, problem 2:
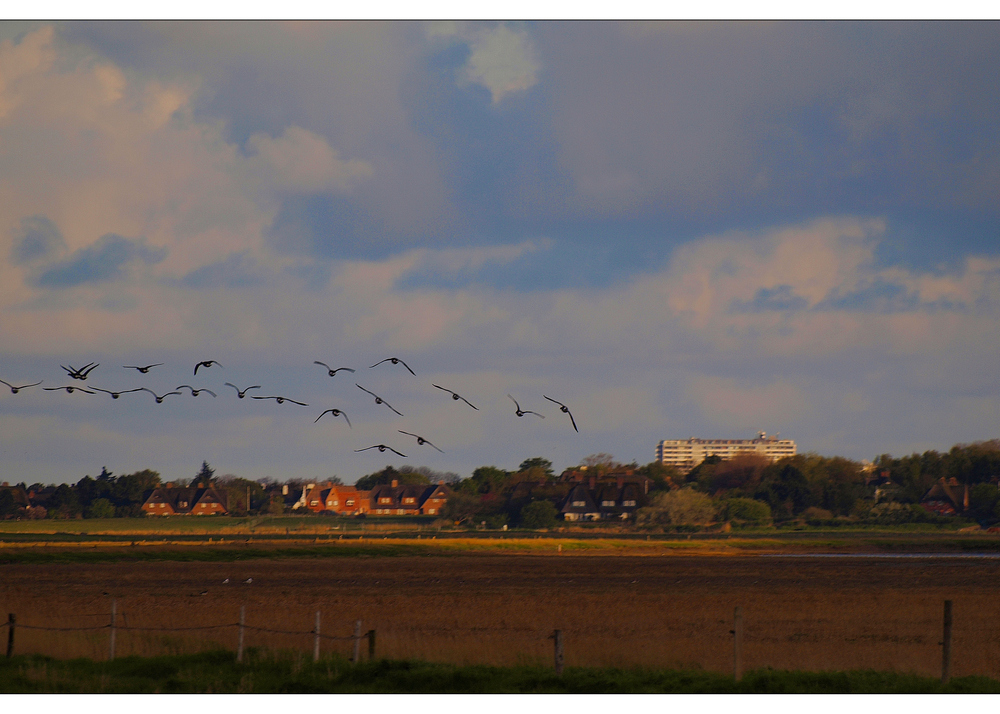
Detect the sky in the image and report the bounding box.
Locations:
[0,20,998,487]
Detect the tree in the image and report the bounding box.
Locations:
[518,458,553,479]
[636,488,717,526]
[470,466,510,494]
[85,498,116,519]
[355,466,430,490]
[440,491,482,525]
[519,500,558,529]
[194,461,216,488]
[581,453,621,477]
[0,489,17,519]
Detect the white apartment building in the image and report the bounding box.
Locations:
[656,432,796,473]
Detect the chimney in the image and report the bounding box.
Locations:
[438,480,444,486]
[391,479,398,488]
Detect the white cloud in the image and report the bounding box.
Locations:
[460,24,540,103]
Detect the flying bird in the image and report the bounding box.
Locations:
[369,357,415,376]
[398,430,444,453]
[224,383,261,399]
[193,360,223,375]
[543,395,578,432]
[356,384,403,416]
[91,387,144,400]
[62,363,99,380]
[355,444,407,458]
[123,364,162,374]
[0,379,42,394]
[432,384,478,410]
[176,385,217,397]
[44,385,95,395]
[508,394,544,419]
[138,387,182,403]
[314,361,355,377]
[315,409,351,427]
[251,395,308,406]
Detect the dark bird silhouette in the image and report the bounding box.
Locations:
[508,394,544,419]
[398,430,444,453]
[44,385,95,394]
[252,395,308,406]
[543,395,578,432]
[356,384,403,416]
[62,363,98,380]
[91,387,144,400]
[432,384,478,410]
[224,383,261,399]
[176,385,217,397]
[138,387,182,403]
[123,364,162,374]
[370,357,415,376]
[315,408,351,427]
[193,360,222,375]
[0,379,42,394]
[355,444,407,458]
[314,361,355,377]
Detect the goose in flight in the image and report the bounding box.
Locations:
[0,379,42,394]
[91,387,144,400]
[356,384,403,416]
[123,364,162,374]
[508,394,544,419]
[224,383,261,399]
[251,395,308,406]
[44,385,96,395]
[355,444,407,458]
[314,361,355,377]
[177,385,217,397]
[432,384,478,410]
[315,408,352,427]
[370,357,416,376]
[398,430,444,453]
[62,363,99,380]
[193,360,223,375]
[543,395,578,432]
[138,387,182,403]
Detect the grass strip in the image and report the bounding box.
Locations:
[3,650,1000,693]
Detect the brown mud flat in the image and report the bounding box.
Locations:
[3,554,998,678]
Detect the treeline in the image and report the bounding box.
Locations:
[0,462,272,520]
[3,440,999,525]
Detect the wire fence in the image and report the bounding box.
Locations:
[1,599,967,682]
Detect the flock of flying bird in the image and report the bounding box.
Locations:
[0,357,578,459]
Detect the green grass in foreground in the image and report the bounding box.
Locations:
[2,650,999,693]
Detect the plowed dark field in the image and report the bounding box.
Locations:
[4,553,999,677]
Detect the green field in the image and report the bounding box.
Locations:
[2,650,999,693]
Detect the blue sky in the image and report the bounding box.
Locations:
[0,21,998,486]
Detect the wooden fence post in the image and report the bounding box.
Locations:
[552,629,564,675]
[942,600,953,684]
[367,629,376,660]
[352,619,362,663]
[109,599,117,661]
[6,613,14,658]
[313,611,321,662]
[733,606,743,682]
[237,605,245,663]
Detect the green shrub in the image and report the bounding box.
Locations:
[519,500,558,529]
[722,498,772,524]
